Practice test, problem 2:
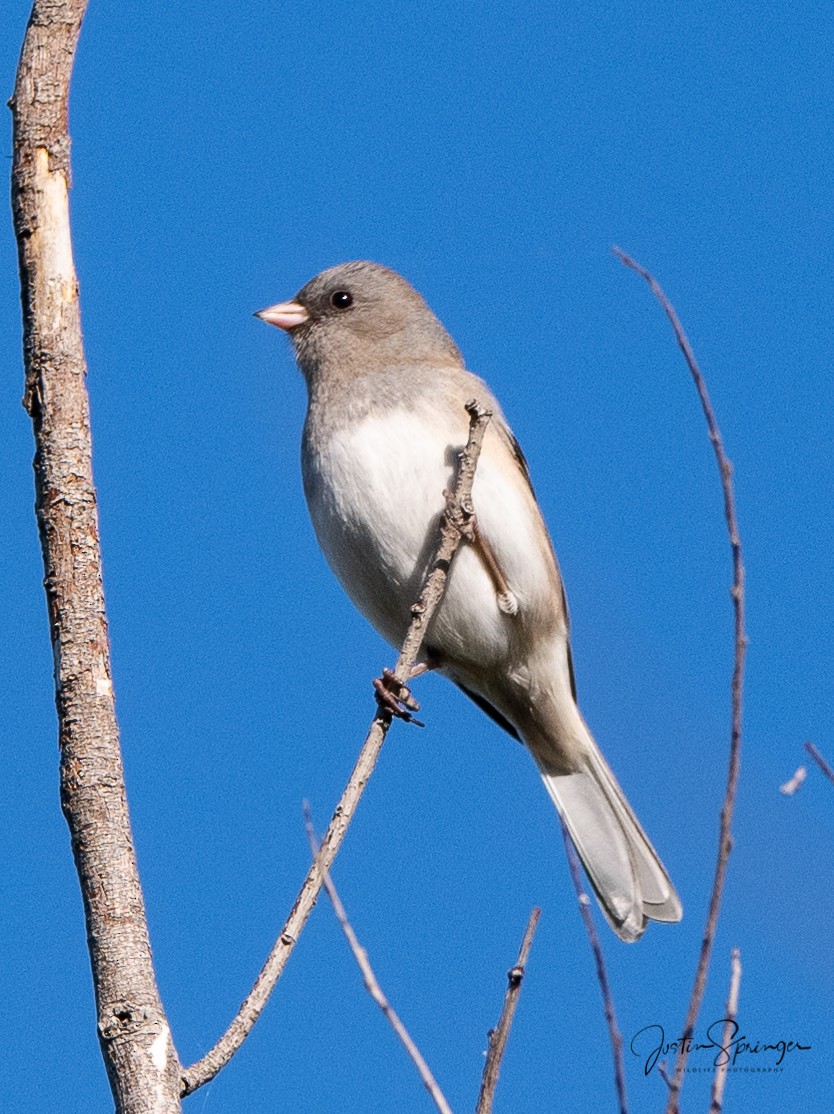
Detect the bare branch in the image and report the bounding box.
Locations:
[304,805,453,1114]
[708,948,742,1114]
[613,249,747,1114]
[475,907,542,1114]
[561,827,628,1114]
[181,400,494,1094]
[804,741,834,788]
[11,4,181,1110]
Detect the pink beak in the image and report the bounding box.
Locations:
[255,300,309,331]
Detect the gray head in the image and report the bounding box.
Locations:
[256,261,463,386]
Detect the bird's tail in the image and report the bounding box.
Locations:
[527,714,682,942]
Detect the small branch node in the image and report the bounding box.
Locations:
[507,965,524,987]
[475,907,541,1114]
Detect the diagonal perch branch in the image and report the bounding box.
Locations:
[181,399,494,1095]
[613,248,747,1114]
[475,907,542,1114]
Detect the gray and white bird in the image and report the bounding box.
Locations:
[257,261,681,941]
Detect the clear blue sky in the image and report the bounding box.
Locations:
[3,3,832,1111]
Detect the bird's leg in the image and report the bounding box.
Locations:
[470,521,518,614]
[467,523,520,616]
[442,488,518,615]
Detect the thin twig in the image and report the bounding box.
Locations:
[181,400,493,1095]
[708,948,742,1114]
[804,741,834,788]
[304,805,453,1114]
[561,826,628,1114]
[658,1062,674,1091]
[613,248,747,1114]
[475,908,542,1114]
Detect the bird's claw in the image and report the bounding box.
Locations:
[374,668,425,727]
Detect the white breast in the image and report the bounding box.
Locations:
[303,407,561,671]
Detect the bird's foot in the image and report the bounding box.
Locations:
[373,668,425,727]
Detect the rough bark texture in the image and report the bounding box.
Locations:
[11,4,182,1110]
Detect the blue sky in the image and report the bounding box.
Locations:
[3,2,832,1111]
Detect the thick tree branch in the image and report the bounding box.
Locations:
[11,3,181,1111]
[613,249,747,1114]
[562,827,628,1114]
[475,907,541,1114]
[304,805,453,1114]
[181,399,494,1094]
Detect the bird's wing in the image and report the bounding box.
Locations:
[488,413,579,702]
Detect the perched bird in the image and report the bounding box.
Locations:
[257,261,681,941]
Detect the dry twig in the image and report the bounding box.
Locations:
[181,400,493,1094]
[304,805,453,1114]
[804,741,834,788]
[613,249,747,1114]
[562,827,628,1114]
[475,907,542,1114]
[708,948,742,1114]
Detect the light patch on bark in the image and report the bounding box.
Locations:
[150,1026,169,1072]
[33,147,78,313]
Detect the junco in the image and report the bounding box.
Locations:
[257,261,681,941]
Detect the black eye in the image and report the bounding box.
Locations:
[330,290,353,310]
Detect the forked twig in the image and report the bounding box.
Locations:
[613,248,747,1114]
[304,804,453,1114]
[181,400,493,1094]
[708,948,742,1114]
[561,827,628,1114]
[475,908,542,1114]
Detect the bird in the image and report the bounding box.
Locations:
[256,260,682,941]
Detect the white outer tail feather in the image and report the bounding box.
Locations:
[534,721,682,942]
